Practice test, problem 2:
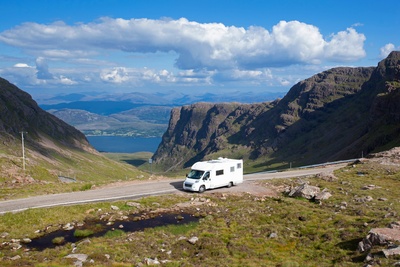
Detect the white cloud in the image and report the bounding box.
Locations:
[35,57,54,79]
[14,63,30,68]
[324,28,366,61]
[379,43,397,59]
[100,67,130,83]
[59,76,77,85]
[0,18,367,71]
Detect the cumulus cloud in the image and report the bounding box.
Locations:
[35,57,53,79]
[0,17,366,71]
[100,67,130,83]
[379,43,397,58]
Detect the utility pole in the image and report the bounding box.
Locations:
[149,158,153,174]
[20,131,27,171]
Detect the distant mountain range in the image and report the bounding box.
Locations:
[40,90,285,137]
[152,51,400,171]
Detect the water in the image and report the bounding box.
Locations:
[86,136,161,153]
[25,212,200,251]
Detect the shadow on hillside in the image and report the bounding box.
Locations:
[336,238,362,251]
[122,159,147,167]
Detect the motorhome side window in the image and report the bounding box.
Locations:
[216,170,224,176]
[230,166,235,172]
[237,163,242,169]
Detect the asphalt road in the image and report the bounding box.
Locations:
[0,164,345,214]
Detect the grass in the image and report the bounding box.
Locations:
[73,229,94,238]
[0,161,400,266]
[0,148,150,200]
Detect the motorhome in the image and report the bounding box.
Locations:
[183,158,243,193]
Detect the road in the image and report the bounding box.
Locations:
[0,164,345,214]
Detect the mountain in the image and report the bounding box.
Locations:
[0,77,145,187]
[152,51,400,171]
[39,90,285,107]
[0,78,92,152]
[40,89,285,137]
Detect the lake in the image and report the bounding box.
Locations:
[86,136,162,153]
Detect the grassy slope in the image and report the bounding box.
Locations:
[0,160,399,266]
[0,139,149,200]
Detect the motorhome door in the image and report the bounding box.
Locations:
[203,171,213,188]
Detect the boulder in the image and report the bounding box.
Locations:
[288,184,320,200]
[315,188,332,203]
[358,224,400,253]
[383,245,400,258]
[188,236,199,244]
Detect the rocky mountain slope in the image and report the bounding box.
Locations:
[0,78,144,189]
[0,78,93,153]
[153,51,400,171]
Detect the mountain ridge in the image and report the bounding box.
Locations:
[152,51,400,171]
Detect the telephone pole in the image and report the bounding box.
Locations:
[20,131,27,171]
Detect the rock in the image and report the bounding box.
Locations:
[358,227,400,252]
[362,184,380,190]
[288,183,320,200]
[65,254,88,261]
[111,205,119,210]
[77,238,91,247]
[389,221,400,229]
[10,255,21,261]
[316,172,338,182]
[0,232,9,238]
[63,223,74,230]
[64,253,88,267]
[126,202,141,208]
[188,236,199,244]
[269,233,278,238]
[354,196,373,203]
[315,188,332,203]
[21,238,32,244]
[382,245,400,258]
[145,257,160,265]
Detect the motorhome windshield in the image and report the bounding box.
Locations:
[187,170,204,179]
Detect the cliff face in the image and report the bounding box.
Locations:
[153,51,400,171]
[153,102,276,169]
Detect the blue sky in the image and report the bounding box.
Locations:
[0,0,399,100]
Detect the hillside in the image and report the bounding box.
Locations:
[153,51,400,171]
[48,106,170,137]
[0,78,147,199]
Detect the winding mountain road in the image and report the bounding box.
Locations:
[0,164,346,214]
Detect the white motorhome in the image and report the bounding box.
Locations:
[183,158,243,193]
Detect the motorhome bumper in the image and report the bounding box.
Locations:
[183,182,199,191]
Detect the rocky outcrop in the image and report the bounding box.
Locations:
[153,52,400,171]
[358,222,400,260]
[153,102,275,169]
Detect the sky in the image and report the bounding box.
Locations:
[0,0,399,100]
